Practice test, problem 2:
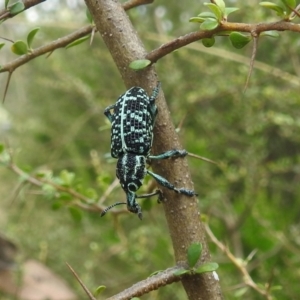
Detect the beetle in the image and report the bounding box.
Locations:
[102,82,197,219]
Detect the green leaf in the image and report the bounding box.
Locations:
[0,43,5,50]
[94,285,106,296]
[233,287,248,297]
[198,12,217,19]
[200,18,219,31]
[173,269,190,276]
[213,0,226,12]
[129,59,152,70]
[58,193,73,201]
[86,7,93,23]
[281,0,296,9]
[224,7,240,18]
[259,2,285,16]
[27,27,40,49]
[202,37,215,47]
[229,32,252,49]
[65,35,89,49]
[0,144,4,154]
[83,188,97,200]
[187,243,202,268]
[189,17,206,24]
[68,207,82,222]
[11,40,28,55]
[5,0,10,9]
[9,1,25,15]
[59,170,75,187]
[261,30,280,38]
[51,201,64,210]
[195,262,219,274]
[204,3,223,21]
[270,285,283,291]
[42,184,56,199]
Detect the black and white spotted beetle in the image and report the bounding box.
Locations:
[101,82,197,219]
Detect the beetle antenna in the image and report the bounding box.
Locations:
[100,202,127,217]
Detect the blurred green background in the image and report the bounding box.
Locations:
[1,0,300,299]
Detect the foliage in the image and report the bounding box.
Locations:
[1,0,300,299]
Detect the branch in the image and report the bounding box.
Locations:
[0,25,94,73]
[122,0,154,11]
[0,0,45,21]
[146,21,300,63]
[205,224,273,300]
[105,266,183,300]
[2,150,132,216]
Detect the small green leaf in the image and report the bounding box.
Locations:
[51,201,64,210]
[59,170,75,187]
[27,27,40,49]
[0,144,4,154]
[86,7,93,23]
[224,7,240,18]
[94,285,106,296]
[68,207,82,222]
[173,269,190,276]
[187,243,202,268]
[229,32,252,49]
[83,188,97,200]
[11,40,28,55]
[213,0,226,12]
[204,3,223,21]
[281,0,296,9]
[198,12,217,19]
[65,35,89,49]
[233,287,248,297]
[270,285,283,291]
[129,59,151,70]
[261,30,280,38]
[202,37,215,47]
[189,17,206,23]
[9,1,25,15]
[259,2,285,16]
[0,43,5,50]
[5,0,10,9]
[42,184,56,199]
[58,193,73,201]
[200,18,219,30]
[195,262,219,274]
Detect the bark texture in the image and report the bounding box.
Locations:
[84,0,223,299]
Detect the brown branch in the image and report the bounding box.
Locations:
[0,0,153,75]
[205,224,273,300]
[3,152,132,216]
[66,263,97,300]
[0,25,94,73]
[146,21,300,63]
[122,0,154,11]
[106,266,183,300]
[0,0,45,21]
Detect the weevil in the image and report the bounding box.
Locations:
[102,82,197,219]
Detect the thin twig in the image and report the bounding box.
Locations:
[66,262,97,300]
[0,0,45,21]
[243,33,258,93]
[187,152,219,166]
[122,0,154,11]
[205,223,273,300]
[146,21,300,64]
[106,266,183,300]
